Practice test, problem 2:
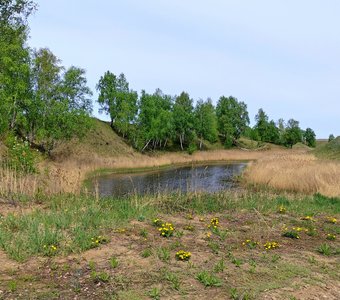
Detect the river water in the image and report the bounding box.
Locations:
[95,162,247,197]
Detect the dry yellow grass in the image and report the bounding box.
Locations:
[244,152,340,196]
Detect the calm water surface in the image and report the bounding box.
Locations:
[96,163,247,197]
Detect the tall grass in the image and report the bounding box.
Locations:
[243,153,340,196]
[0,191,338,261]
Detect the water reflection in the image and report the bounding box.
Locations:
[96,163,247,197]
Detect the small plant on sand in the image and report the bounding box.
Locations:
[90,235,108,248]
[140,228,148,238]
[141,248,152,258]
[109,256,119,268]
[148,287,161,299]
[213,259,226,273]
[183,224,195,231]
[175,250,191,261]
[326,234,336,241]
[264,241,279,251]
[158,222,175,237]
[242,239,259,249]
[165,271,181,290]
[157,247,170,262]
[317,243,332,256]
[196,270,222,287]
[231,257,243,267]
[90,271,110,283]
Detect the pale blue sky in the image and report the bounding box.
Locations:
[29,0,340,138]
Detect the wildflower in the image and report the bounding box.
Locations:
[175,250,191,261]
[264,241,279,250]
[153,218,163,227]
[301,216,314,221]
[242,239,259,249]
[326,234,336,241]
[327,217,337,224]
[278,206,286,214]
[158,222,175,238]
[208,217,219,229]
[199,217,205,222]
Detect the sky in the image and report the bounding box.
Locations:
[28,0,340,138]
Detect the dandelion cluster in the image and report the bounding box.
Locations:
[278,206,286,214]
[175,250,191,261]
[326,234,336,241]
[208,217,219,229]
[242,239,259,249]
[327,217,337,224]
[301,216,314,221]
[91,236,108,248]
[264,241,279,250]
[158,222,175,237]
[153,218,163,227]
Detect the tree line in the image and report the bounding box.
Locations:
[96,71,316,151]
[0,0,316,157]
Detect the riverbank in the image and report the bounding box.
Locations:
[0,191,339,299]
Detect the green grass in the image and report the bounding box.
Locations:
[314,136,340,160]
[0,191,339,261]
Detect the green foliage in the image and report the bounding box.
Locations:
[303,128,316,147]
[5,135,36,173]
[187,142,197,155]
[328,134,335,142]
[283,119,303,148]
[138,89,173,150]
[194,98,218,149]
[216,96,249,145]
[173,91,194,150]
[96,72,138,138]
[254,109,280,143]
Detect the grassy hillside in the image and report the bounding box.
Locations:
[314,137,340,160]
[52,118,138,161]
